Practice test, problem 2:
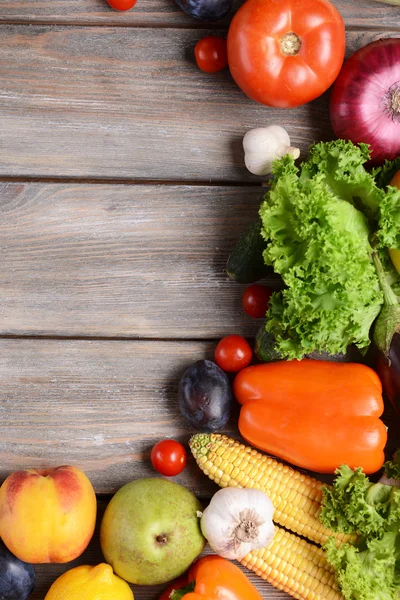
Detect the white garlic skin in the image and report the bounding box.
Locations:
[243,125,300,176]
[200,487,275,560]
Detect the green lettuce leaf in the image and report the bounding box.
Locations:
[324,530,400,600]
[320,466,400,538]
[321,465,400,600]
[372,157,400,190]
[377,187,400,250]
[300,139,383,220]
[384,451,400,482]
[259,153,383,359]
[378,248,400,296]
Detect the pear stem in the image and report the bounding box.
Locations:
[373,251,399,307]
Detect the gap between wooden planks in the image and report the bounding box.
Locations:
[0,338,233,494]
[0,25,397,181]
[0,0,398,29]
[0,182,281,338]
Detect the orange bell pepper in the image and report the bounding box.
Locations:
[233,359,387,474]
[164,556,263,600]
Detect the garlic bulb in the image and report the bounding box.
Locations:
[243,125,300,176]
[200,487,275,560]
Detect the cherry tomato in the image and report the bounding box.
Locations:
[194,36,228,73]
[151,440,187,476]
[160,575,188,600]
[227,0,345,108]
[215,335,252,373]
[242,284,272,318]
[107,0,137,10]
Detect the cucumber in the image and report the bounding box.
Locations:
[254,323,282,363]
[255,322,364,363]
[226,217,272,284]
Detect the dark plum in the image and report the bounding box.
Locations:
[174,0,232,21]
[0,540,35,600]
[178,359,233,431]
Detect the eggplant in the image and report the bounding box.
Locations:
[375,334,400,416]
[373,252,400,417]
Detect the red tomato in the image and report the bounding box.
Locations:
[227,0,345,108]
[242,284,272,318]
[151,440,187,477]
[159,575,188,600]
[107,0,137,10]
[194,36,228,73]
[215,335,252,373]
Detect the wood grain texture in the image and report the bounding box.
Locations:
[0,182,277,337]
[0,338,239,494]
[1,337,397,490]
[31,501,289,600]
[0,25,397,182]
[2,337,398,600]
[0,0,398,29]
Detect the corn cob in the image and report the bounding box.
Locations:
[189,433,352,546]
[241,526,343,600]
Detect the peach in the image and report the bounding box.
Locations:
[0,466,97,563]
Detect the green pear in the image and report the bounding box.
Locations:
[100,478,205,585]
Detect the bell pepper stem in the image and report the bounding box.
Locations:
[170,582,195,600]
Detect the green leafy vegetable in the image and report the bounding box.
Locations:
[320,464,400,600]
[300,139,383,220]
[373,157,400,190]
[259,148,383,359]
[258,139,400,359]
[384,451,400,481]
[325,532,400,600]
[377,188,400,250]
[320,465,400,537]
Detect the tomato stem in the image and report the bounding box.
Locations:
[280,32,302,56]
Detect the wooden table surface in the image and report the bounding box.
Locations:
[0,0,398,598]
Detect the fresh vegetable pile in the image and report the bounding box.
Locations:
[4,1,400,600]
[190,433,400,600]
[320,461,400,600]
[240,139,400,361]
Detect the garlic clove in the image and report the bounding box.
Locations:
[243,125,300,176]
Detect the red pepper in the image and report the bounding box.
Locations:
[160,575,189,600]
[161,556,262,600]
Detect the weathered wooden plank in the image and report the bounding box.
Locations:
[2,338,396,489]
[0,26,396,182]
[0,0,397,29]
[2,337,398,600]
[0,182,276,337]
[0,338,239,494]
[32,501,288,600]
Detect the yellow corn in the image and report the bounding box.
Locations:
[189,433,352,546]
[241,526,343,600]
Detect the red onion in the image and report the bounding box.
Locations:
[330,38,400,164]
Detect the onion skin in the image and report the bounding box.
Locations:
[330,38,400,165]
